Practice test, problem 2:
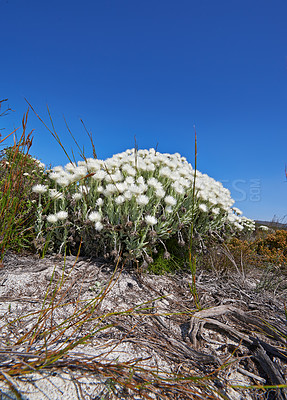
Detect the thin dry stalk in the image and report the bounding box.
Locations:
[0,110,37,259]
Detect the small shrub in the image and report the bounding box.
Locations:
[203,229,287,274]
[227,237,259,266]
[0,111,47,258]
[251,229,287,268]
[31,149,254,264]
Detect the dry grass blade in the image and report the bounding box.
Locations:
[80,118,97,159]
[24,98,73,164]
[0,371,23,400]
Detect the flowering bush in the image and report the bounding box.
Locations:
[32,149,255,263]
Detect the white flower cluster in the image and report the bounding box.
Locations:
[33,148,255,259]
[238,216,255,231]
[259,225,269,231]
[44,148,254,232]
[46,211,68,223]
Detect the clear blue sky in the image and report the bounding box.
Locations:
[1,0,286,221]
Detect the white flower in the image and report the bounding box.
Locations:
[115,195,125,205]
[56,211,68,220]
[72,193,83,201]
[116,182,128,193]
[136,195,149,206]
[92,170,107,181]
[199,190,209,201]
[136,176,145,185]
[105,171,123,183]
[23,172,30,176]
[105,158,118,169]
[178,177,190,188]
[155,188,165,199]
[125,176,135,185]
[179,167,191,178]
[52,166,64,173]
[122,164,136,176]
[32,184,48,194]
[88,211,102,222]
[165,206,173,213]
[130,184,144,196]
[49,172,60,181]
[209,197,218,206]
[73,166,88,178]
[47,214,58,223]
[104,184,118,196]
[212,207,220,215]
[95,221,104,231]
[96,198,104,206]
[145,215,157,225]
[56,176,70,187]
[147,177,161,189]
[227,213,237,223]
[198,203,208,213]
[137,160,148,171]
[138,149,149,156]
[65,162,77,172]
[171,182,185,195]
[146,163,155,172]
[232,207,243,215]
[139,183,148,192]
[164,195,177,206]
[234,222,244,231]
[113,171,124,181]
[49,189,64,200]
[123,190,133,200]
[86,158,101,172]
[159,166,172,178]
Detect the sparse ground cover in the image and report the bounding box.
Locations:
[0,102,286,399]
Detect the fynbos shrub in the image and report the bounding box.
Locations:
[32,149,255,263]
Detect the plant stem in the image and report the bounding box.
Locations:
[189,127,201,310]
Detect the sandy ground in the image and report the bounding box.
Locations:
[0,251,286,399]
